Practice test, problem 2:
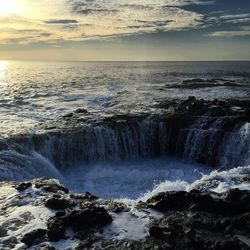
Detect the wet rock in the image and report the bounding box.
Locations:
[2,218,28,231]
[0,226,8,237]
[0,236,18,249]
[149,226,164,239]
[46,204,112,242]
[146,190,215,213]
[219,189,250,216]
[15,182,32,192]
[69,192,99,201]
[63,112,73,118]
[75,108,88,114]
[21,229,47,247]
[105,201,130,213]
[36,245,57,250]
[33,178,69,194]
[47,216,65,242]
[146,189,250,216]
[19,211,35,221]
[45,196,73,210]
[66,206,112,231]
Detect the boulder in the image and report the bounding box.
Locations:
[45,196,73,210]
[15,182,32,192]
[21,229,47,247]
[33,178,69,194]
[47,217,65,242]
[66,206,112,231]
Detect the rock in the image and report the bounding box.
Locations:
[63,112,73,118]
[0,236,18,248]
[105,201,130,213]
[149,226,164,239]
[0,226,8,237]
[69,192,99,201]
[21,229,47,247]
[66,206,112,231]
[45,196,73,210]
[19,211,35,221]
[2,218,28,231]
[146,191,187,212]
[47,217,65,242]
[75,108,88,114]
[15,182,32,192]
[33,178,69,194]
[36,246,56,250]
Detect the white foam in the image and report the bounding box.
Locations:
[62,157,212,199]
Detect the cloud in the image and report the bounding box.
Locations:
[0,0,214,45]
[45,19,78,24]
[209,30,250,37]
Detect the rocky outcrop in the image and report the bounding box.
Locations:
[1,178,250,249]
[143,189,250,250]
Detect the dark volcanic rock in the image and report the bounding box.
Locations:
[146,189,250,216]
[33,178,69,194]
[47,216,65,241]
[149,211,250,250]
[0,225,8,237]
[45,196,74,210]
[144,189,250,249]
[21,229,47,247]
[46,204,112,242]
[66,206,112,231]
[15,182,32,192]
[146,190,215,213]
[69,192,99,201]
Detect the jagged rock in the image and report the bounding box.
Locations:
[33,178,69,194]
[45,196,74,210]
[69,192,99,201]
[36,246,57,250]
[47,216,65,241]
[0,236,18,249]
[0,226,8,237]
[75,108,88,114]
[104,201,130,213]
[148,211,250,250]
[2,218,28,231]
[21,229,47,247]
[146,190,215,213]
[146,189,250,216]
[47,204,112,241]
[66,206,112,231]
[15,181,32,192]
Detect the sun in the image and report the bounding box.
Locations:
[0,0,19,15]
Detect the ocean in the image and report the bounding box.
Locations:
[0,61,249,199]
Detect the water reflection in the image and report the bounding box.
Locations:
[0,60,8,89]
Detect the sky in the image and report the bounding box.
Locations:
[0,0,249,61]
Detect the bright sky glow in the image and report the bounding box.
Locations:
[0,0,249,60]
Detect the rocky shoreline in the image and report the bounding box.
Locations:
[0,176,250,250]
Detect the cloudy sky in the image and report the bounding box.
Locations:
[0,0,249,61]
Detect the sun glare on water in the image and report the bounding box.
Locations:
[0,0,19,15]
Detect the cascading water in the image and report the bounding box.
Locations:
[219,122,250,167]
[33,117,169,169]
[0,112,249,199]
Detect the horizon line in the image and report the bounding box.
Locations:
[1,59,250,63]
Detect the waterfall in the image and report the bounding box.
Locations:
[26,116,250,169]
[33,117,169,169]
[183,116,229,165]
[0,113,249,182]
[219,122,250,167]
